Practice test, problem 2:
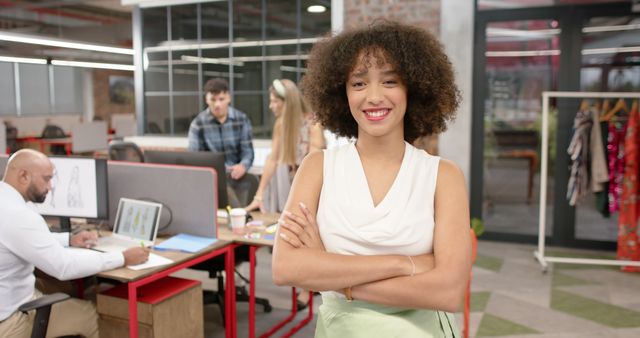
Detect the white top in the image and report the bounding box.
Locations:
[318,142,439,256]
[0,181,124,320]
[317,142,439,298]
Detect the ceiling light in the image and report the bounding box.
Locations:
[51,60,134,71]
[583,23,640,33]
[581,46,640,55]
[0,56,47,64]
[485,50,560,57]
[0,31,133,55]
[307,5,326,13]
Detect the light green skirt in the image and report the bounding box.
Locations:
[315,295,460,338]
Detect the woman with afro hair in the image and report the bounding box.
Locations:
[272,20,471,337]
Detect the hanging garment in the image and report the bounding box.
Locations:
[567,108,593,206]
[607,120,627,213]
[595,120,611,217]
[590,107,609,192]
[618,103,640,272]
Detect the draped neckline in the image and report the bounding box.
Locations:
[348,142,411,211]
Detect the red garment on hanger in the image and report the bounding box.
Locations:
[618,103,640,272]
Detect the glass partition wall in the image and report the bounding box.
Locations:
[472,3,640,249]
[136,1,331,137]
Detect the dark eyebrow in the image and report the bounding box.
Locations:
[349,69,367,78]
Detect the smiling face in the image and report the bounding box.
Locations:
[346,51,407,140]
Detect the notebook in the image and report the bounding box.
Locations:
[92,198,162,253]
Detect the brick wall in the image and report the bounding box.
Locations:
[342,0,442,154]
[92,69,135,126]
[343,0,441,35]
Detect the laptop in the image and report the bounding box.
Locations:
[92,198,162,253]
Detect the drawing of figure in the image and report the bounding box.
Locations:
[132,209,140,233]
[67,166,83,208]
[122,206,133,233]
[140,208,148,236]
[48,170,59,208]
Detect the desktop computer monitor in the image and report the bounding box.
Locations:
[143,150,228,209]
[32,157,109,231]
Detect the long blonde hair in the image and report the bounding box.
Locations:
[271,79,307,166]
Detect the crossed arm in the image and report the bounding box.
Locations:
[271,152,472,312]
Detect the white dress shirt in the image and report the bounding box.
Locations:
[0,181,124,320]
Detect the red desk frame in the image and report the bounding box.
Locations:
[246,245,314,338]
[100,244,236,338]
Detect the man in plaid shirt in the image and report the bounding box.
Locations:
[188,78,255,206]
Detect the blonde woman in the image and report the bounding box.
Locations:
[246,79,324,214]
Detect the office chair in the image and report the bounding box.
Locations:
[147,122,163,134]
[18,292,70,338]
[41,124,67,155]
[108,141,144,162]
[5,124,19,153]
[197,173,271,324]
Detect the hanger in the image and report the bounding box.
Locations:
[600,98,628,122]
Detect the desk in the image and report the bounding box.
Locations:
[218,213,314,338]
[98,240,236,338]
[17,136,72,155]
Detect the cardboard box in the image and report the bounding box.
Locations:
[97,276,203,338]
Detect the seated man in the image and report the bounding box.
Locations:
[0,149,149,338]
[187,78,255,206]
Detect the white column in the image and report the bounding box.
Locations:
[82,68,94,122]
[439,1,474,188]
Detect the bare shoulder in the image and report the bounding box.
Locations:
[436,158,466,187]
[299,150,324,175]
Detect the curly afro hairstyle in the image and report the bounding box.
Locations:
[301,20,460,143]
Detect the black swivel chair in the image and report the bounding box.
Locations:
[41,124,67,155]
[108,141,145,162]
[18,293,70,338]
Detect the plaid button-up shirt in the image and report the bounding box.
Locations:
[187,106,254,171]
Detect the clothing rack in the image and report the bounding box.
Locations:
[535,91,640,272]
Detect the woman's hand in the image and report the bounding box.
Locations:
[245,197,264,212]
[279,202,325,251]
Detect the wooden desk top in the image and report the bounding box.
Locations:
[97,238,231,282]
[217,212,279,247]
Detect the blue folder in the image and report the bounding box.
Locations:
[153,233,218,253]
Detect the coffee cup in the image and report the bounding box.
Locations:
[229,208,247,234]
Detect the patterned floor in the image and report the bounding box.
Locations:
[176,240,640,337]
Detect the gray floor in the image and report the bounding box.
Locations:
[484,158,619,242]
[173,240,640,338]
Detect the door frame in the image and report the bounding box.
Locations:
[471,2,634,249]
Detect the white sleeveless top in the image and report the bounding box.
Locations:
[317,142,440,257]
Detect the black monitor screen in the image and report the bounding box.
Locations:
[143,150,228,208]
[32,157,109,228]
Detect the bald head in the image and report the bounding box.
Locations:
[3,149,54,202]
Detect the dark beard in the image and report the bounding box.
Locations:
[27,185,48,203]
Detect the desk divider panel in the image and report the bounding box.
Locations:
[107,161,218,238]
[0,123,6,155]
[0,154,8,176]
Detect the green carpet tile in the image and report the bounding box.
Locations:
[552,271,595,287]
[476,313,539,337]
[474,254,504,272]
[470,291,491,313]
[551,289,640,328]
